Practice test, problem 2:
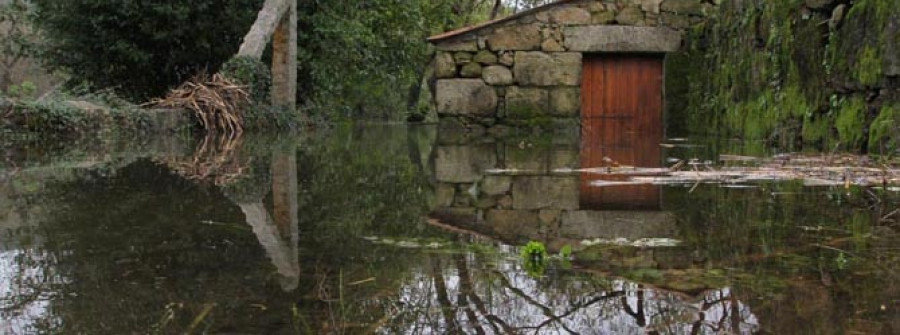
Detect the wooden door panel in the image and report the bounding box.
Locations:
[580,55,663,210]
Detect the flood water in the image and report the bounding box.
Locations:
[1,125,898,334]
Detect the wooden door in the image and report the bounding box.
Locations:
[580,54,663,210]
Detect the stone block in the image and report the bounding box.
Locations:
[513,52,582,86]
[592,11,616,24]
[482,66,513,85]
[550,149,579,170]
[435,183,456,208]
[460,63,483,78]
[482,175,512,195]
[499,52,515,66]
[435,52,457,79]
[511,176,579,210]
[436,39,478,52]
[661,13,691,29]
[485,209,542,241]
[435,145,498,183]
[487,24,541,51]
[639,0,663,14]
[474,50,498,64]
[549,7,592,24]
[506,87,549,119]
[541,38,566,52]
[550,87,580,116]
[661,0,706,16]
[454,52,473,64]
[436,79,498,116]
[559,211,676,239]
[563,26,682,52]
[616,6,645,25]
[505,143,549,172]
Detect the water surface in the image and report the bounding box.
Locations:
[1,125,898,334]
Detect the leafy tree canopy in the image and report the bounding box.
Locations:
[31,0,264,101]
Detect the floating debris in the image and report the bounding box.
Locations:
[582,153,899,188]
[362,236,447,249]
[581,238,682,248]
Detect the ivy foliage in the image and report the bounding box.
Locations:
[30,0,264,101]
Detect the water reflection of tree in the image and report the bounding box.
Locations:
[380,248,759,334]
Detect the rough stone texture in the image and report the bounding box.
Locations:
[559,211,677,239]
[485,210,542,242]
[436,39,478,51]
[499,52,515,66]
[474,50,498,64]
[616,6,645,25]
[660,0,706,16]
[454,52,473,64]
[460,63,483,78]
[563,26,682,52]
[514,52,582,86]
[541,38,566,52]
[436,79,498,116]
[538,209,561,225]
[550,87,580,116]
[639,0,664,14]
[435,52,457,79]
[550,149,579,170]
[592,11,616,24]
[482,66,514,85]
[549,7,592,24]
[506,87,549,119]
[505,144,550,172]
[482,175,512,195]
[435,183,456,207]
[488,24,541,51]
[435,145,498,183]
[511,176,579,210]
[661,12,692,29]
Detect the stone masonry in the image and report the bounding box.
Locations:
[429,0,718,131]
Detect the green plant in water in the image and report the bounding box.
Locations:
[835,252,848,270]
[521,241,548,277]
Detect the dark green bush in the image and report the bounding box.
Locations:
[31,0,263,101]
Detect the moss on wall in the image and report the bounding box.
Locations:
[674,0,899,153]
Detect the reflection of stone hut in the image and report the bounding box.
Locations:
[427,0,715,130]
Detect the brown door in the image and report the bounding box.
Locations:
[580,54,663,210]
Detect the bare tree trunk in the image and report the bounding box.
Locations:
[271,0,297,107]
[237,0,293,59]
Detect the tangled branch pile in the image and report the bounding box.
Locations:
[150,74,249,137]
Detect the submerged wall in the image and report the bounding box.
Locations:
[671,0,900,154]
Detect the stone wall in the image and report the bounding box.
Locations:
[431,0,718,131]
[671,0,900,153]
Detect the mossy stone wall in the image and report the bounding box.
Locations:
[673,0,900,154]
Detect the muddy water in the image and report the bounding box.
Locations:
[1,125,898,334]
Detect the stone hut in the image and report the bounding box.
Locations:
[427,0,716,131]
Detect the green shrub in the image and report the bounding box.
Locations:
[31,0,263,101]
